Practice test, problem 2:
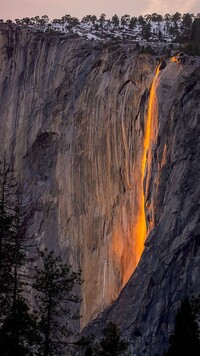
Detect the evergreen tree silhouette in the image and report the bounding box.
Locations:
[0,157,39,355]
[90,321,129,356]
[0,298,39,355]
[33,250,81,356]
[166,298,200,356]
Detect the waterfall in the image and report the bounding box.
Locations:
[135,67,160,263]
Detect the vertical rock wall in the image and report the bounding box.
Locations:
[86,58,200,355]
[0,26,156,327]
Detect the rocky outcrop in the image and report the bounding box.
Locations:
[0,25,156,328]
[84,59,200,355]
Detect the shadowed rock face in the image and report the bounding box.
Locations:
[0,25,157,328]
[84,60,200,354]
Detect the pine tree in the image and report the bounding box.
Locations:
[166,298,200,356]
[99,13,106,27]
[0,157,17,320]
[90,321,129,356]
[0,157,39,355]
[129,17,137,29]
[112,14,119,27]
[191,18,200,44]
[0,298,39,356]
[0,157,86,355]
[33,250,82,356]
[142,22,151,41]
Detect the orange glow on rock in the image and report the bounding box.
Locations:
[135,66,160,263]
[171,56,179,63]
[109,67,160,301]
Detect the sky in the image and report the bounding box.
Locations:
[1,0,199,21]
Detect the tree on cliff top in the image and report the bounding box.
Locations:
[112,14,120,27]
[191,18,200,44]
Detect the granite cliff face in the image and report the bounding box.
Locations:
[0,25,199,353]
[85,59,200,355]
[0,25,156,328]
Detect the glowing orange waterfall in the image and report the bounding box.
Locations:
[135,66,160,263]
[109,66,160,303]
[171,56,179,63]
